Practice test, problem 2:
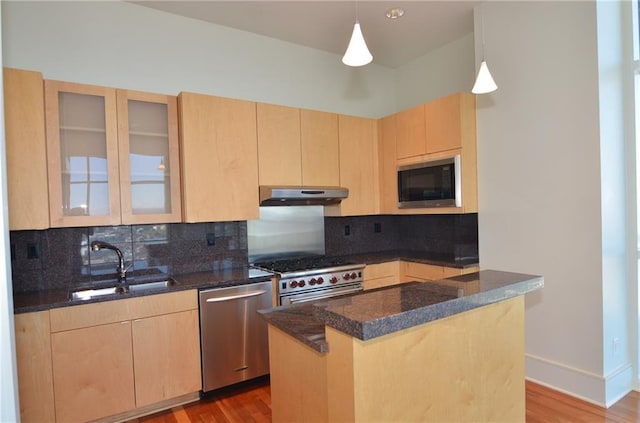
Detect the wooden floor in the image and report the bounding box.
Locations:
[133,378,640,423]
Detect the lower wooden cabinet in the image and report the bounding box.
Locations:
[14,311,55,423]
[401,261,480,283]
[16,290,201,422]
[364,260,480,291]
[363,261,400,290]
[51,322,136,422]
[132,309,201,407]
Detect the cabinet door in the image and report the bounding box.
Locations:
[179,93,259,222]
[51,321,135,422]
[14,311,55,423]
[378,115,397,214]
[337,115,378,216]
[4,68,50,230]
[117,90,181,224]
[395,104,426,159]
[45,80,121,227]
[300,109,340,186]
[425,93,466,154]
[257,103,302,185]
[132,309,201,406]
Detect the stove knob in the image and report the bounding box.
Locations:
[289,280,298,288]
[317,277,324,285]
[350,272,357,280]
[330,277,338,284]
[343,273,351,280]
[309,278,317,286]
[298,280,306,287]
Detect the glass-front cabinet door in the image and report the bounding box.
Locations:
[45,81,121,227]
[116,90,181,224]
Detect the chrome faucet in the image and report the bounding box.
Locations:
[91,241,128,284]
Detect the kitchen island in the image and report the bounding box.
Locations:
[259,270,543,423]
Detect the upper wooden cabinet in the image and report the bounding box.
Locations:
[44,80,181,227]
[395,103,426,159]
[425,93,474,154]
[117,89,182,224]
[378,115,397,214]
[3,68,50,230]
[178,92,259,222]
[390,92,478,214]
[395,92,476,159]
[300,109,340,186]
[257,103,302,186]
[327,115,378,216]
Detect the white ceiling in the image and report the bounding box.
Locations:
[130,1,478,68]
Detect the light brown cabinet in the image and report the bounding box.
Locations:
[44,80,181,227]
[401,261,479,282]
[14,311,56,423]
[179,92,259,222]
[3,68,50,230]
[132,309,201,407]
[378,115,397,214]
[389,92,478,214]
[395,103,426,159]
[46,290,201,422]
[257,103,302,185]
[51,321,136,422]
[300,109,340,186]
[363,261,400,290]
[326,115,378,216]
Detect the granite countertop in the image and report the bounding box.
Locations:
[11,250,479,314]
[12,267,274,314]
[259,270,543,353]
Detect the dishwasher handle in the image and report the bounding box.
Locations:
[205,290,267,303]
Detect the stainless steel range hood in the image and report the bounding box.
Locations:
[259,186,348,206]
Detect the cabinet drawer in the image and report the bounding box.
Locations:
[401,262,447,281]
[364,262,399,280]
[363,276,399,291]
[128,290,198,320]
[50,290,198,332]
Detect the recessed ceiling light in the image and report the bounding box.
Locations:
[385,8,405,19]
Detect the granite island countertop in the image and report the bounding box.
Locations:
[259,270,543,353]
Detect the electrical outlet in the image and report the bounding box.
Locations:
[206,233,216,246]
[27,243,40,259]
[374,223,382,233]
[613,338,620,354]
[344,225,351,236]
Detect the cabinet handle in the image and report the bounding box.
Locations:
[205,290,267,303]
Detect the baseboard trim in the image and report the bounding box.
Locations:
[526,353,634,407]
[93,391,200,423]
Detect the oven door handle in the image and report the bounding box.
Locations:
[205,290,267,303]
[286,286,363,305]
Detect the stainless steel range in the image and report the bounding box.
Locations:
[248,205,365,306]
[252,256,365,305]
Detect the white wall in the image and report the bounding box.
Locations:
[1,1,397,118]
[476,0,635,406]
[0,2,20,421]
[395,32,475,111]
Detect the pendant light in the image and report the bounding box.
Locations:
[342,1,373,67]
[472,9,497,94]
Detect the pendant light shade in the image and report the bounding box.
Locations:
[342,21,373,67]
[472,60,497,94]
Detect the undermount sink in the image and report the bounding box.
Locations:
[69,278,178,301]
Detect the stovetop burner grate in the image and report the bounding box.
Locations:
[253,256,356,274]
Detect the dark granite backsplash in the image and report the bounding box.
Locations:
[325,214,478,259]
[11,214,478,294]
[10,222,247,293]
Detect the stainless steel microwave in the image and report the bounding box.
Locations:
[397,155,462,208]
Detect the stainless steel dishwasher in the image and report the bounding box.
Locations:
[199,281,273,392]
